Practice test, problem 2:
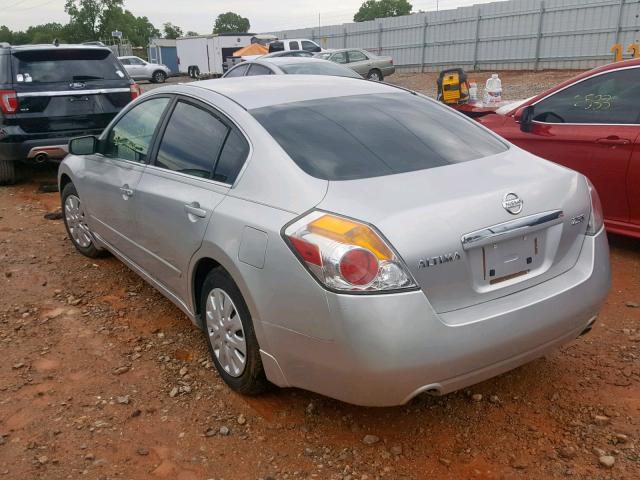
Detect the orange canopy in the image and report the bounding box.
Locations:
[233,43,268,57]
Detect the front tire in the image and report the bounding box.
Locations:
[0,160,16,185]
[367,69,383,81]
[61,182,104,258]
[201,268,268,395]
[152,71,167,83]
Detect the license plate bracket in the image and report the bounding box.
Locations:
[483,234,541,285]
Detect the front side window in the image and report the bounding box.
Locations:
[251,93,507,181]
[534,68,640,124]
[348,50,368,62]
[301,41,321,53]
[289,41,300,50]
[331,52,347,64]
[246,64,273,76]
[119,58,131,65]
[129,57,145,65]
[103,97,170,163]
[155,101,229,178]
[225,63,248,77]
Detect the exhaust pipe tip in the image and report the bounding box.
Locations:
[34,152,49,163]
[579,315,598,337]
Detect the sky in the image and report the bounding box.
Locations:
[2,0,503,34]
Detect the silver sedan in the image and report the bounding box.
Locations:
[58,76,610,406]
[118,56,171,83]
[223,57,362,79]
[316,48,395,80]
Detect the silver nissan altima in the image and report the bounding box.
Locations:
[58,75,611,406]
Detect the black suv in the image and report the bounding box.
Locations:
[0,42,140,184]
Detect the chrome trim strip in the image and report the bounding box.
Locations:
[17,88,130,98]
[461,210,564,250]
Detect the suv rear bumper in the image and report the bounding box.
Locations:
[0,128,101,163]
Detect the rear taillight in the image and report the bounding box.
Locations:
[0,90,18,114]
[585,178,604,235]
[130,83,141,100]
[283,211,416,293]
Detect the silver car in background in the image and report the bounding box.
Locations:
[222,57,362,79]
[316,48,395,80]
[58,76,610,406]
[118,55,171,83]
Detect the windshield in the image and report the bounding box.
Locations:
[12,49,125,83]
[251,92,508,181]
[279,61,361,78]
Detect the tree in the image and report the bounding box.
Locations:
[185,31,199,37]
[0,25,12,43]
[64,0,124,40]
[353,0,412,22]
[163,22,183,39]
[213,12,250,34]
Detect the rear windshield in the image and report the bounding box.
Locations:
[251,93,508,180]
[11,49,125,83]
[279,62,361,78]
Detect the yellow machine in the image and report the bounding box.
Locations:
[437,68,470,105]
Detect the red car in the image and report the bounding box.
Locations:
[477,59,640,239]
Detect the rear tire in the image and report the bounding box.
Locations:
[200,268,268,395]
[0,160,16,185]
[367,69,383,81]
[61,182,105,258]
[153,71,167,83]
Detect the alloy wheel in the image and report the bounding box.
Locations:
[64,195,93,248]
[205,288,247,377]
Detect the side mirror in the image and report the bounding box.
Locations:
[517,105,535,133]
[69,135,98,156]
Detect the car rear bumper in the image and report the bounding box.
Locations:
[261,228,610,406]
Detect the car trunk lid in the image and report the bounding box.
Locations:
[317,149,590,313]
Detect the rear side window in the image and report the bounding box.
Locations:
[269,41,284,53]
[0,54,11,84]
[213,129,249,184]
[348,50,368,62]
[246,64,273,76]
[251,93,507,181]
[225,63,248,77]
[155,101,228,178]
[289,41,299,50]
[12,49,125,83]
[279,61,360,78]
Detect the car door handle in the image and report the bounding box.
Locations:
[119,185,134,197]
[596,136,631,146]
[184,202,207,218]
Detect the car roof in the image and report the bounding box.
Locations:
[259,57,325,66]
[188,75,403,110]
[9,44,112,52]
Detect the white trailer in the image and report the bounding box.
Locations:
[176,33,255,77]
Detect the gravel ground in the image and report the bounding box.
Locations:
[140,70,582,101]
[1,70,639,480]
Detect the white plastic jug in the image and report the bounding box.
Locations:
[484,73,502,104]
[468,82,478,102]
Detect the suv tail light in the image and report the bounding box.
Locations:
[283,211,417,293]
[585,178,604,235]
[0,90,18,114]
[130,83,141,100]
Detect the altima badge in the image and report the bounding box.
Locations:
[418,252,462,269]
[502,193,523,215]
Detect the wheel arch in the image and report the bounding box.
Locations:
[59,172,73,194]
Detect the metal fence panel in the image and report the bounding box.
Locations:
[268,0,640,71]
